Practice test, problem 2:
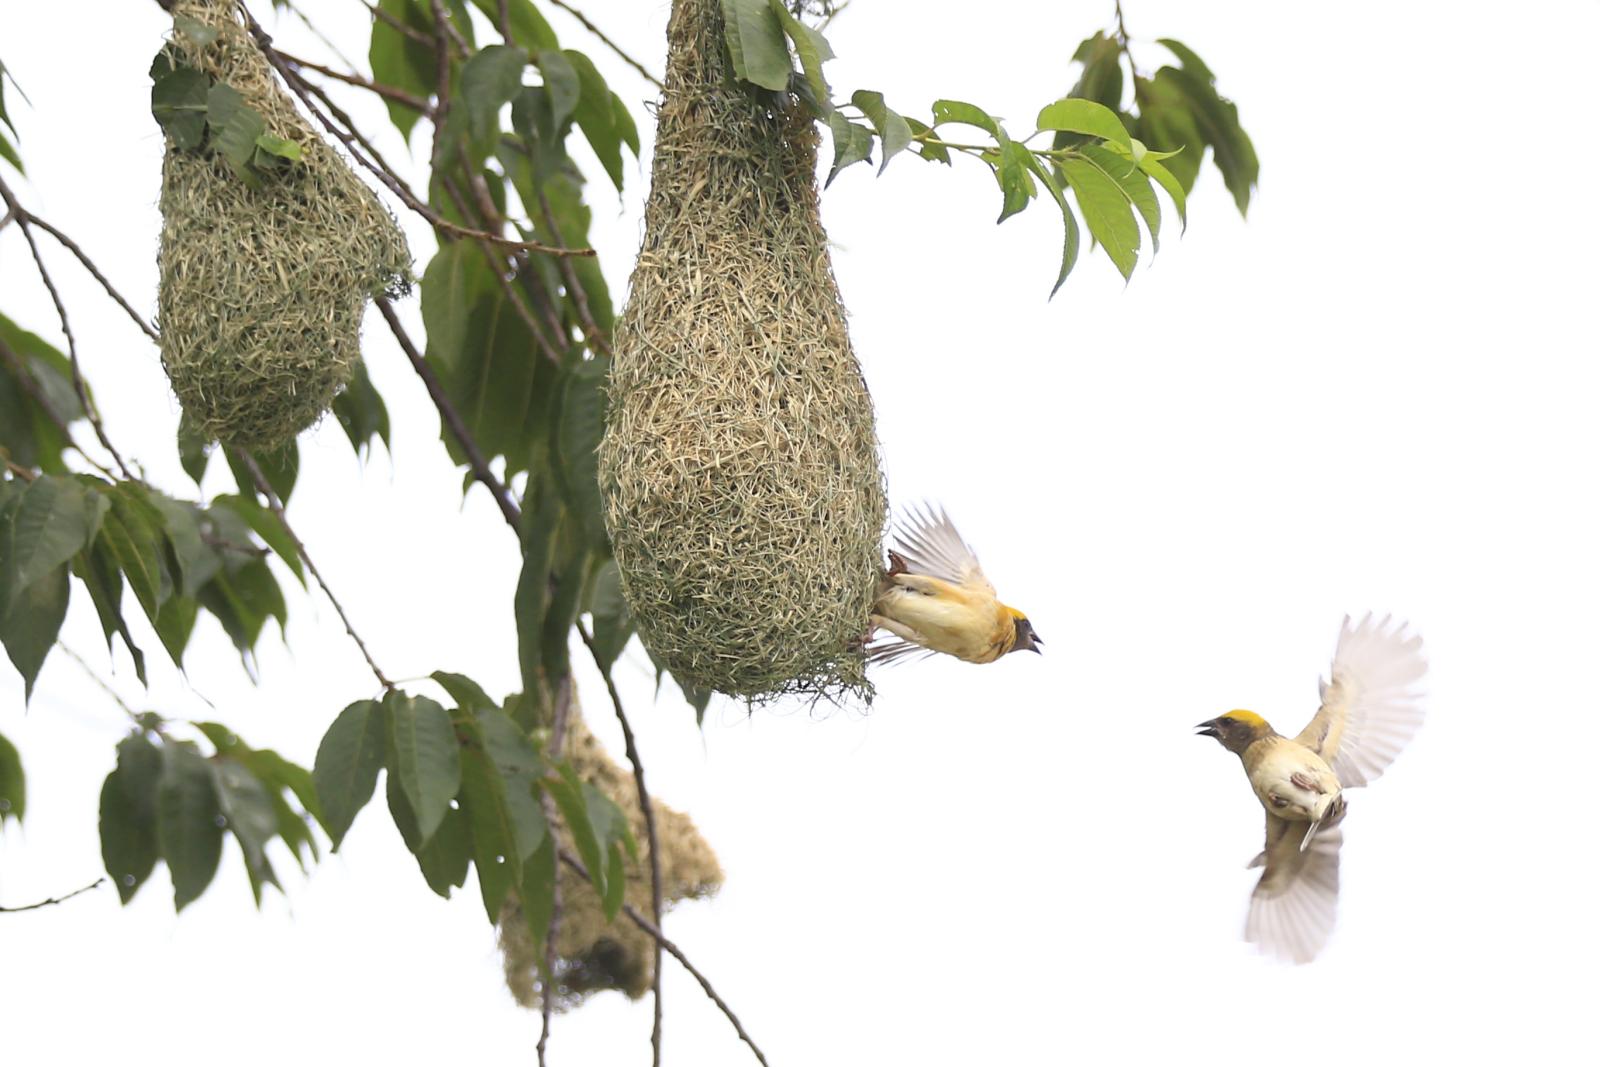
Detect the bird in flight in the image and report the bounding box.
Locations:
[1196,614,1427,964]
[868,504,1042,665]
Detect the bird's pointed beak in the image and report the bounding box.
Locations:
[1031,635,1043,655]
[1194,719,1221,739]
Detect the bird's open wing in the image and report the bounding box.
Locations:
[1245,810,1345,965]
[889,504,992,593]
[1294,614,1427,789]
[864,638,938,666]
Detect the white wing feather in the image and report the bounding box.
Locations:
[1245,812,1344,965]
[1295,614,1427,789]
[888,504,991,592]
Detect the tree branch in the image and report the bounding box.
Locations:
[234,450,396,693]
[558,849,769,1067]
[0,172,134,480]
[279,51,434,115]
[373,298,522,529]
[14,213,159,344]
[546,0,663,90]
[578,620,663,1066]
[0,878,106,913]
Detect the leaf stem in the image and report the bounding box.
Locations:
[0,877,106,913]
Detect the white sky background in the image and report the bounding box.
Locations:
[3,0,1599,1062]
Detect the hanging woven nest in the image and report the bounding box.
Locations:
[598,0,887,704]
[497,693,723,1009]
[155,0,409,449]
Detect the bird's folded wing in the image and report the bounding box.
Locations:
[1245,811,1344,965]
[1294,613,1427,789]
[889,504,992,593]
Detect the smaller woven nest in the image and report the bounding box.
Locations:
[599,0,887,703]
[498,696,722,1009]
[156,0,409,449]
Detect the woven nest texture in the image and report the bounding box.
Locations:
[156,0,409,449]
[597,0,887,703]
[498,696,723,1009]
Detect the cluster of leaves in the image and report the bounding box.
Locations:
[99,720,319,908]
[718,0,1256,292]
[150,17,303,188]
[313,678,635,931]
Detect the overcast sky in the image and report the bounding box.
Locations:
[4,1,1599,1064]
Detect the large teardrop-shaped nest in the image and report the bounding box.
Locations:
[156,0,409,449]
[497,695,723,1010]
[598,0,887,705]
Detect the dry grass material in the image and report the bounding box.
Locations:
[598,0,887,703]
[498,697,722,1010]
[156,0,409,449]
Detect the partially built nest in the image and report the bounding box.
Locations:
[597,0,887,704]
[156,0,409,449]
[498,696,723,1009]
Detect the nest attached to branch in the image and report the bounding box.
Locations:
[598,0,887,703]
[498,695,723,1009]
[156,0,409,449]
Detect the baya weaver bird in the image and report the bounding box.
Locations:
[867,505,1042,665]
[1196,614,1427,964]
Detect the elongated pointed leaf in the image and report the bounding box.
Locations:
[995,141,1037,223]
[211,758,281,904]
[151,67,209,150]
[312,699,387,848]
[1083,143,1159,251]
[387,770,471,896]
[931,99,999,137]
[720,0,791,91]
[1037,97,1132,148]
[826,112,874,186]
[0,563,68,700]
[0,475,107,615]
[461,44,528,150]
[214,494,304,585]
[157,744,224,910]
[1061,155,1139,281]
[385,691,460,842]
[1020,152,1080,296]
[851,90,912,173]
[100,733,162,902]
[770,0,832,109]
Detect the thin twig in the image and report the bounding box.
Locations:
[20,213,160,343]
[280,51,434,114]
[547,0,664,90]
[0,878,106,913]
[537,844,562,1066]
[361,0,433,46]
[578,621,663,1066]
[558,849,770,1067]
[0,173,134,480]
[234,451,396,693]
[495,0,512,41]
[373,298,522,529]
[235,8,594,257]
[536,190,612,359]
[280,0,363,72]
[58,643,142,722]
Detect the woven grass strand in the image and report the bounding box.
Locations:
[157,0,409,449]
[598,0,887,704]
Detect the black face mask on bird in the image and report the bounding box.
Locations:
[1011,617,1043,655]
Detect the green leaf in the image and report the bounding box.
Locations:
[214,493,304,585]
[1036,97,1132,148]
[769,0,833,109]
[1020,153,1081,298]
[720,0,791,92]
[1134,152,1186,234]
[157,744,224,910]
[1143,61,1258,215]
[554,359,609,545]
[457,748,514,920]
[93,487,168,622]
[474,706,547,866]
[825,112,875,187]
[177,415,212,486]
[151,66,210,150]
[332,362,391,458]
[172,13,220,48]
[196,555,286,655]
[1067,31,1124,112]
[0,130,21,174]
[1083,143,1159,251]
[0,730,23,825]
[587,558,631,671]
[205,83,267,187]
[312,699,387,848]
[461,44,528,148]
[546,763,605,898]
[1060,154,1139,281]
[224,440,299,504]
[0,563,68,700]
[931,99,999,137]
[1156,38,1217,82]
[368,0,437,142]
[534,50,579,130]
[1,475,107,616]
[902,116,949,165]
[386,770,470,896]
[384,691,461,843]
[470,0,558,52]
[540,512,587,683]
[253,132,302,163]
[71,542,146,683]
[514,488,561,697]
[517,836,557,949]
[430,671,495,712]
[565,50,633,192]
[99,733,162,902]
[851,91,912,173]
[995,141,1037,224]
[147,495,210,599]
[211,757,282,904]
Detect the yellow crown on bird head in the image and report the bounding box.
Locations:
[1220,709,1267,728]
